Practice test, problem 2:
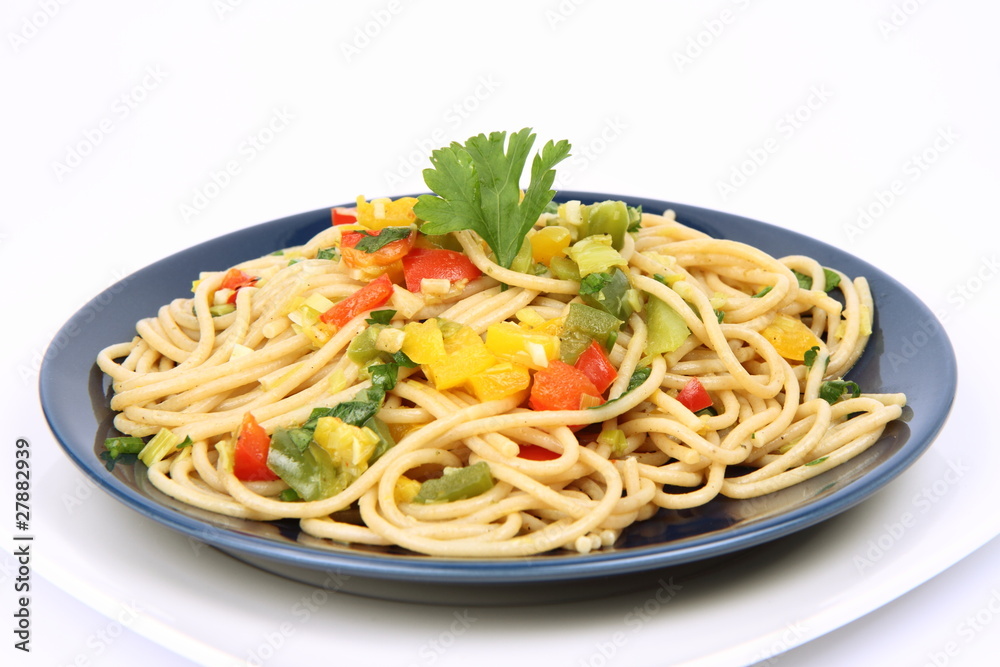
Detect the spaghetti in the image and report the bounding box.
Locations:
[96,197,904,558]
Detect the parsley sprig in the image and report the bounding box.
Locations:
[414,128,571,270]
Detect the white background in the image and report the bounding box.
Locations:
[3,1,999,665]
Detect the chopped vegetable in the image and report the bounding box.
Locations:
[566,235,628,277]
[401,319,448,364]
[676,378,713,413]
[485,322,560,370]
[793,268,841,292]
[529,359,604,412]
[560,303,623,364]
[355,196,418,231]
[581,200,630,250]
[645,296,690,356]
[138,428,183,468]
[415,128,571,270]
[331,208,358,226]
[573,340,617,394]
[320,274,395,328]
[423,324,497,390]
[517,444,560,461]
[267,428,343,501]
[530,225,572,265]
[819,380,861,404]
[413,462,494,504]
[760,313,823,361]
[220,268,258,304]
[340,227,414,269]
[233,413,280,481]
[467,361,531,402]
[579,267,635,321]
[401,248,482,293]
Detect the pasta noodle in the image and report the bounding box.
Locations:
[97,202,905,557]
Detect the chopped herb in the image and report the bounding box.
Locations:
[317,247,339,261]
[626,205,643,233]
[278,488,302,502]
[369,363,399,393]
[752,286,773,298]
[793,269,841,293]
[392,350,419,368]
[803,346,820,368]
[805,456,829,467]
[353,227,413,253]
[365,309,396,326]
[579,272,613,296]
[176,436,194,449]
[819,380,861,404]
[415,128,571,270]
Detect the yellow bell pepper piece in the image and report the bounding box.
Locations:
[425,326,497,390]
[467,362,531,402]
[760,313,822,361]
[485,322,560,370]
[355,196,418,231]
[402,319,447,365]
[529,226,572,265]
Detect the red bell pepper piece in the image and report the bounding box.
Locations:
[528,360,604,412]
[340,229,414,269]
[331,208,358,225]
[401,248,482,293]
[677,377,713,412]
[319,273,394,328]
[573,340,617,394]
[517,444,561,461]
[233,413,279,481]
[220,268,259,304]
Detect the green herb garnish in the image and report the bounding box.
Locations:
[353,227,412,253]
[415,128,571,270]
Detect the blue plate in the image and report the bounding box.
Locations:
[39,193,957,605]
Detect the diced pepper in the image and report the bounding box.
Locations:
[346,324,386,366]
[401,248,482,293]
[484,322,560,370]
[760,313,823,361]
[582,200,630,250]
[676,378,713,413]
[220,268,258,304]
[355,196,419,231]
[560,303,622,364]
[401,319,448,365]
[267,428,344,501]
[528,359,604,412]
[580,267,635,321]
[573,340,617,394]
[340,228,415,269]
[646,296,690,356]
[319,274,394,328]
[467,361,531,402]
[517,444,560,461]
[331,208,358,225]
[530,225,572,265]
[233,413,280,482]
[413,461,494,504]
[424,325,497,390]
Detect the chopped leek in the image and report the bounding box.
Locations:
[566,235,627,277]
[138,428,183,467]
[645,297,690,355]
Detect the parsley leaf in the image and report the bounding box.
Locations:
[414,128,571,269]
[365,309,396,325]
[819,380,861,404]
[353,227,413,253]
